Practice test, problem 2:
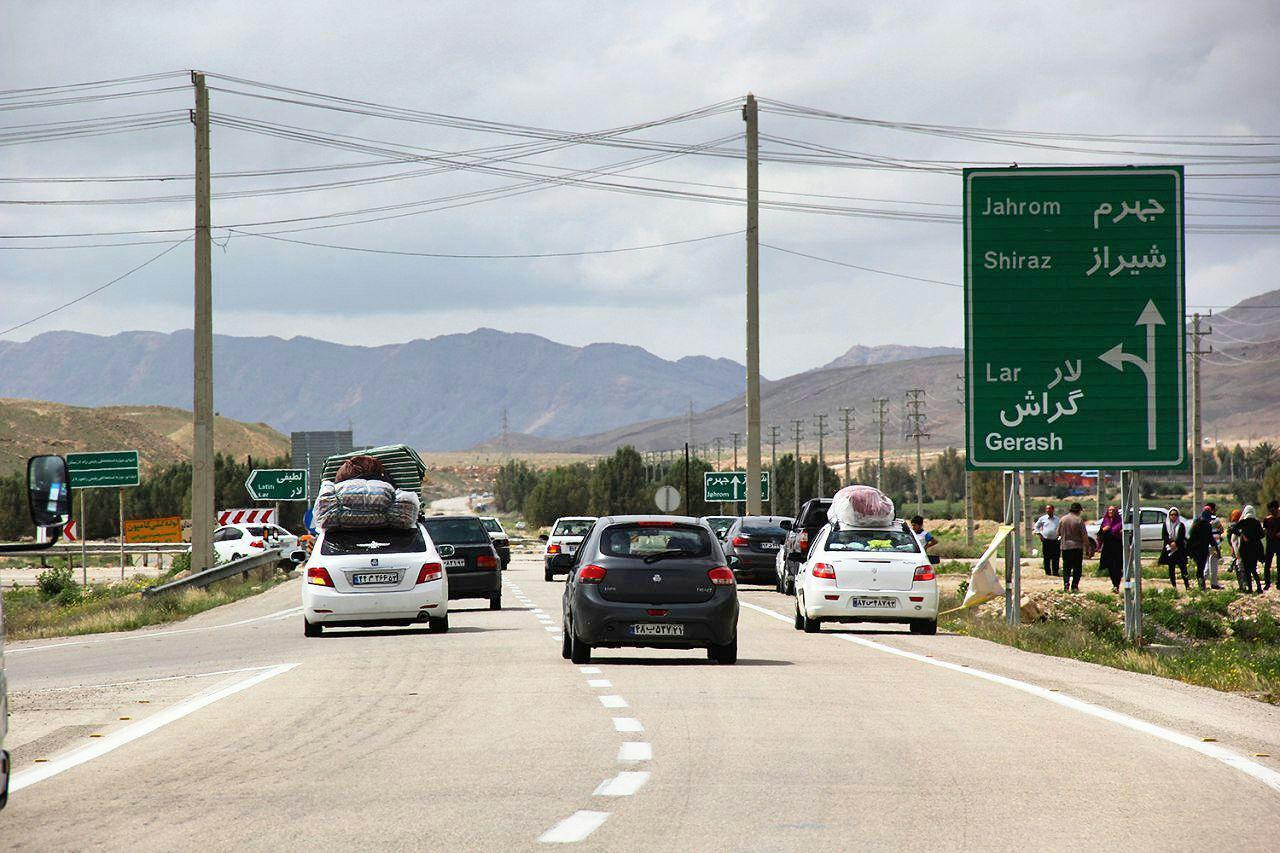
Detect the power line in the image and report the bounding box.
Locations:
[761,243,960,288]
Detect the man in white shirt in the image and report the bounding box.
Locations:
[1034,503,1060,577]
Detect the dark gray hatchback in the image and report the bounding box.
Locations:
[560,515,738,665]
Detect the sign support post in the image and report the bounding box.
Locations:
[119,488,125,580]
[1004,472,1022,627]
[79,490,87,587]
[1121,470,1144,643]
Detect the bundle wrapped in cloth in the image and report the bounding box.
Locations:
[314,479,421,530]
[828,484,895,528]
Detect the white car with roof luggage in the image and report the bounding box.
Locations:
[542,516,596,581]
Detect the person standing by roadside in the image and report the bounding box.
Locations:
[1159,507,1190,591]
[1096,505,1124,594]
[1057,503,1092,593]
[1226,508,1243,586]
[1235,505,1266,594]
[1034,503,1060,577]
[910,515,937,551]
[1187,507,1215,590]
[1205,502,1225,590]
[1263,501,1280,592]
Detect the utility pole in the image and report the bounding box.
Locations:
[840,407,855,487]
[1189,312,1213,509]
[190,71,214,573]
[768,425,780,513]
[904,390,929,516]
[714,436,725,514]
[687,400,695,451]
[956,374,973,544]
[731,432,741,470]
[872,398,889,492]
[791,419,804,515]
[500,408,510,461]
[813,413,829,497]
[742,93,763,516]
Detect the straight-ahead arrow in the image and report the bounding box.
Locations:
[1098,300,1165,450]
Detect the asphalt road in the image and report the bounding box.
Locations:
[3,555,1280,850]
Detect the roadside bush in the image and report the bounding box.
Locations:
[36,565,78,601]
[1081,604,1125,645]
[1231,611,1280,644]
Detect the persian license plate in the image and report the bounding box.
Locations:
[760,542,780,550]
[442,558,466,569]
[630,623,685,637]
[564,543,579,554]
[352,571,399,586]
[851,597,898,609]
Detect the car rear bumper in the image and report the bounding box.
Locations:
[802,587,938,621]
[729,554,779,581]
[493,542,511,566]
[446,570,501,599]
[303,580,447,624]
[572,587,738,648]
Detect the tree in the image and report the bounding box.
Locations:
[971,470,1004,521]
[524,464,592,527]
[661,455,715,517]
[1252,442,1278,474]
[495,460,539,513]
[772,454,841,515]
[926,448,965,505]
[588,446,649,517]
[1260,464,1280,510]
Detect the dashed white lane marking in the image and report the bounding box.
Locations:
[545,626,561,632]
[10,662,299,792]
[578,666,602,674]
[739,600,1280,795]
[587,679,612,688]
[617,742,652,761]
[538,810,610,844]
[8,607,304,655]
[598,695,628,709]
[593,770,650,797]
[612,717,643,732]
[37,664,283,692]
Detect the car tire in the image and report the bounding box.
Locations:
[545,567,555,582]
[428,614,449,634]
[910,619,938,635]
[800,596,820,633]
[561,623,572,659]
[794,601,804,631]
[570,629,592,664]
[303,619,322,637]
[708,636,737,665]
[489,592,502,611]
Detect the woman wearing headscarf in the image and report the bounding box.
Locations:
[1235,505,1266,594]
[1159,507,1190,591]
[1096,505,1124,594]
[1187,507,1215,590]
[1226,508,1243,587]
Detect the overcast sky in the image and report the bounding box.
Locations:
[3,1,1278,378]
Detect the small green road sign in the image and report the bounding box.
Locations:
[246,468,309,501]
[67,450,140,489]
[704,471,770,503]
[964,166,1185,470]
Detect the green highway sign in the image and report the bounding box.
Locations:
[704,471,770,503]
[246,468,309,501]
[964,166,1185,470]
[67,450,140,489]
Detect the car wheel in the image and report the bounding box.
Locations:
[489,592,502,611]
[570,628,592,664]
[800,596,820,633]
[303,619,322,637]
[545,567,555,582]
[428,614,449,634]
[708,637,737,665]
[561,622,572,659]
[910,619,938,635]
[785,574,796,596]
[793,600,804,630]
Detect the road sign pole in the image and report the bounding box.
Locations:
[119,487,125,581]
[79,490,87,587]
[191,71,215,574]
[1121,470,1144,643]
[1004,472,1022,627]
[684,443,690,517]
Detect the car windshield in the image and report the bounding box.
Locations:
[321,527,426,555]
[600,524,713,559]
[705,518,735,535]
[423,517,490,545]
[481,518,503,533]
[825,528,920,553]
[553,519,594,537]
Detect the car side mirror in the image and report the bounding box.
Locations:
[929,554,941,565]
[28,454,70,529]
[539,533,549,542]
[779,519,793,532]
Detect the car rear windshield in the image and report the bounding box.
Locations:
[423,517,490,545]
[481,518,503,533]
[826,528,920,553]
[600,524,713,559]
[553,519,594,537]
[800,501,832,526]
[740,518,787,536]
[321,527,426,555]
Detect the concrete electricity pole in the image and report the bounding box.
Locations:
[767,424,780,513]
[742,94,763,516]
[813,413,829,497]
[872,398,889,492]
[1189,312,1213,509]
[731,432,741,470]
[791,419,804,515]
[840,406,855,487]
[190,71,215,573]
[904,390,929,516]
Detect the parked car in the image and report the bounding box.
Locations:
[776,499,832,595]
[301,522,449,636]
[1085,506,1189,551]
[701,516,738,540]
[722,516,790,584]
[423,515,503,610]
[212,522,297,563]
[793,520,941,635]
[542,516,597,581]
[560,516,738,664]
[480,516,511,568]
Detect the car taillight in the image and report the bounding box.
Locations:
[477,553,498,569]
[416,562,443,584]
[812,562,836,579]
[578,564,606,583]
[249,540,264,549]
[798,530,810,550]
[708,567,735,586]
[306,566,334,587]
[914,565,935,582]
[548,543,561,554]
[732,536,750,547]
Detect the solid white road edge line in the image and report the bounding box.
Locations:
[10,662,299,792]
[612,717,643,732]
[593,771,650,797]
[537,810,610,844]
[35,664,283,692]
[617,742,652,761]
[598,695,628,708]
[739,600,1280,794]
[8,607,304,655]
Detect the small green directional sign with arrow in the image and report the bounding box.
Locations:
[245,468,309,501]
[704,471,770,503]
[964,166,1186,469]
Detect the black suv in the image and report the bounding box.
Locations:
[422,515,503,610]
[722,516,790,584]
[777,498,832,595]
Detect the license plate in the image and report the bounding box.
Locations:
[352,571,399,586]
[442,558,466,569]
[759,542,780,550]
[630,623,685,637]
[851,597,898,609]
[564,543,578,554]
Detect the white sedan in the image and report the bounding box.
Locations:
[301,523,449,636]
[793,522,940,635]
[212,523,296,562]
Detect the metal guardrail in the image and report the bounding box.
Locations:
[46,542,190,556]
[141,547,300,598]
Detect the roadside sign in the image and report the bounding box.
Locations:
[654,485,681,513]
[62,519,78,542]
[964,166,1185,469]
[245,468,308,501]
[704,471,771,503]
[124,516,183,543]
[66,450,140,489]
[217,508,277,526]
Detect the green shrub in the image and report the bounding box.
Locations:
[1231,611,1280,644]
[36,565,78,601]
